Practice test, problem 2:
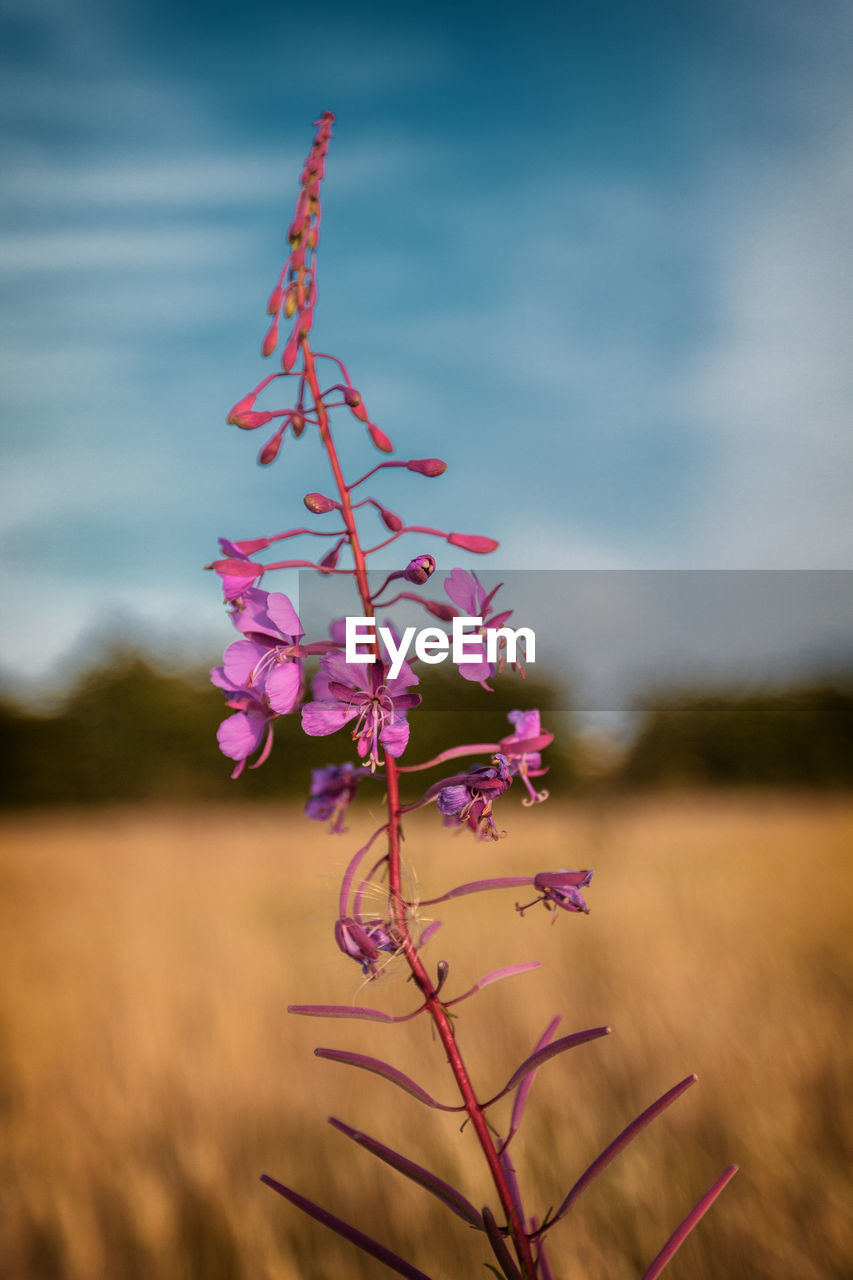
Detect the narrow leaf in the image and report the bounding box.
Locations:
[550,1074,698,1223]
[260,1174,436,1280]
[315,1048,464,1111]
[289,1004,397,1022]
[446,963,541,1008]
[329,1117,483,1228]
[503,1016,562,1150]
[641,1164,739,1280]
[482,1207,523,1280]
[485,1027,611,1107]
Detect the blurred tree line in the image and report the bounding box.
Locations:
[621,683,853,787]
[1,648,851,807]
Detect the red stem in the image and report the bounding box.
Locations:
[300,123,538,1280]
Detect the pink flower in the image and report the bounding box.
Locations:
[301,653,420,767]
[210,664,277,779]
[223,587,305,714]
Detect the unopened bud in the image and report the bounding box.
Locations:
[320,544,340,571]
[304,492,338,514]
[378,505,403,532]
[404,555,436,585]
[258,424,286,466]
[447,532,499,554]
[261,320,279,357]
[284,287,297,319]
[282,328,300,372]
[407,458,447,477]
[368,423,394,453]
[290,412,306,437]
[267,284,284,316]
[230,410,275,431]
[298,306,314,338]
[344,388,368,422]
[425,600,457,621]
[306,226,319,250]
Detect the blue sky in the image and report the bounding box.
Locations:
[1,0,851,692]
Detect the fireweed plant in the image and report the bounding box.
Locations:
[208,111,737,1280]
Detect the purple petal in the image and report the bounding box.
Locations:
[506,709,541,739]
[301,700,357,737]
[327,680,371,706]
[551,1075,698,1224]
[216,711,265,762]
[210,664,237,693]
[444,568,485,615]
[328,1118,483,1229]
[264,660,301,714]
[322,651,374,689]
[260,1175,437,1280]
[380,718,410,758]
[314,1048,463,1111]
[223,639,264,689]
[458,659,492,682]
[386,660,419,693]
[264,590,303,638]
[641,1165,738,1280]
[436,784,470,816]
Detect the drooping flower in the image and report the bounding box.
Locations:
[335,916,399,978]
[223,587,304,714]
[500,708,552,805]
[436,753,512,841]
[301,653,420,767]
[516,869,594,917]
[305,763,370,833]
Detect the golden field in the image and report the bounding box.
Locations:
[1,794,851,1279]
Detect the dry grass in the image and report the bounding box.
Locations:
[0,794,851,1279]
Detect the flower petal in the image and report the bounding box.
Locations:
[264,661,302,714]
[301,700,357,737]
[217,711,266,762]
[380,718,410,758]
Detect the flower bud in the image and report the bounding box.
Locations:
[282,328,300,372]
[368,423,394,453]
[298,306,314,337]
[344,388,369,423]
[304,492,338,514]
[403,555,436,585]
[284,287,297,319]
[307,225,319,249]
[425,600,457,622]
[230,410,275,431]
[378,505,403,532]
[258,424,286,465]
[320,544,340,570]
[290,412,306,437]
[261,319,279,357]
[267,283,284,316]
[407,458,447,477]
[447,532,499,554]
